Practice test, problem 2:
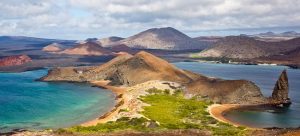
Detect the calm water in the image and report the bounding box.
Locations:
[175,62,300,128]
[0,70,115,132]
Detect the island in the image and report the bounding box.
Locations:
[9,51,296,136]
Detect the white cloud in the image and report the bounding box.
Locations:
[0,0,300,39]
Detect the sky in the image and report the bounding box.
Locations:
[1,0,300,40]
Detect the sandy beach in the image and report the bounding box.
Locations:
[208,104,266,130]
[208,104,244,127]
[81,80,127,126]
[83,81,251,128]
[81,80,181,127]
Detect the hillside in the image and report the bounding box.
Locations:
[60,42,111,56]
[256,46,300,68]
[196,36,272,59]
[195,36,300,59]
[116,27,208,50]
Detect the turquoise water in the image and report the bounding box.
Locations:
[175,62,300,128]
[0,70,115,132]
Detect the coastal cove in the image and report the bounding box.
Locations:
[0,70,115,133]
[174,62,300,128]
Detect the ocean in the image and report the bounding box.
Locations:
[175,62,300,128]
[0,70,115,132]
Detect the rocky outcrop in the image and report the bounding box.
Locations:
[0,55,32,67]
[271,70,291,106]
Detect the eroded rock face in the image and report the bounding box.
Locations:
[271,70,291,105]
[0,55,32,67]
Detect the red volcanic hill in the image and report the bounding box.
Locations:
[60,42,112,56]
[0,55,32,67]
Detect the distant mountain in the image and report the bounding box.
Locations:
[254,31,300,37]
[257,32,276,37]
[97,36,124,47]
[60,42,111,56]
[42,43,63,52]
[280,31,300,37]
[115,27,209,50]
[0,36,75,46]
[196,36,273,59]
[195,36,300,59]
[251,31,300,42]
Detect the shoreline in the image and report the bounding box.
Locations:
[208,104,263,129]
[208,104,243,127]
[81,80,127,126]
[80,80,182,127]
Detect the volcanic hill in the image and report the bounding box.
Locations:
[42,43,63,52]
[115,27,208,50]
[196,36,300,59]
[41,51,289,105]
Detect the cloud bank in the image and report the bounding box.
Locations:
[1,0,300,39]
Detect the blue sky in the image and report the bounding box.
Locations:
[0,0,300,40]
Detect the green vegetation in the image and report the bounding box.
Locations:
[140,92,247,136]
[66,117,152,134]
[59,89,248,136]
[190,54,241,63]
